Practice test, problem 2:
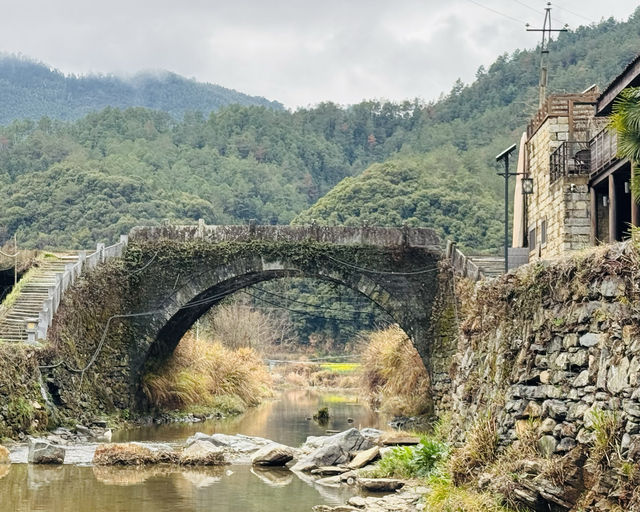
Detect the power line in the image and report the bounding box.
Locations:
[465,0,529,25]
[324,254,439,276]
[242,289,382,324]
[250,285,390,316]
[552,1,592,22]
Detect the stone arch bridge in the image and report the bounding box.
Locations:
[48,224,455,411]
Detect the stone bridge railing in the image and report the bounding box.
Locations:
[29,235,129,342]
[129,220,441,250]
[445,241,484,281]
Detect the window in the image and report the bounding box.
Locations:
[529,227,536,250]
[541,219,547,246]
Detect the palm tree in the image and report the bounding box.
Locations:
[609,87,640,198]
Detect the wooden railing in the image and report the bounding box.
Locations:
[590,127,619,177]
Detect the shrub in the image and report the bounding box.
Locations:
[365,436,448,478]
[359,325,431,416]
[449,412,498,485]
[141,334,272,412]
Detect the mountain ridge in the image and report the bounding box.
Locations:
[0,54,283,124]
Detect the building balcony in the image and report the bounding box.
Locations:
[589,127,619,177]
[549,140,591,183]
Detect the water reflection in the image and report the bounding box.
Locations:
[0,390,386,512]
[115,388,388,447]
[251,466,293,487]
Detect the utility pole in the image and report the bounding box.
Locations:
[526,3,568,108]
[497,145,517,273]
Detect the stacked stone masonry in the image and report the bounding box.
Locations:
[451,242,640,464]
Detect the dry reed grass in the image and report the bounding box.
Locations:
[141,333,273,412]
[449,412,499,485]
[0,445,9,464]
[93,443,179,466]
[359,325,431,416]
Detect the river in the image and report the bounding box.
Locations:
[0,389,390,512]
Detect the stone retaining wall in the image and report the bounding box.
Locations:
[447,242,640,509]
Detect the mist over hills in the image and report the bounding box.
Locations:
[0,55,283,124]
[0,10,639,252]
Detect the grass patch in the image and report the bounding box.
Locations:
[363,436,448,479]
[359,325,431,416]
[318,362,360,373]
[424,472,514,512]
[141,334,272,412]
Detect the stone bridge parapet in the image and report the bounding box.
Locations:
[129,222,441,250]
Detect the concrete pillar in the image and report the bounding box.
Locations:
[609,174,617,243]
[590,186,597,245]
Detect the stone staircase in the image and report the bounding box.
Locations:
[467,256,506,278]
[0,254,80,343]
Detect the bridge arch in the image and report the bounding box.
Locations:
[141,256,414,374]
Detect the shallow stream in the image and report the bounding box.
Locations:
[0,389,389,512]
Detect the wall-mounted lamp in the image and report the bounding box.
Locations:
[522,177,534,195]
[625,181,630,194]
[603,195,609,207]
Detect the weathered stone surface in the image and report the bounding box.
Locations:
[291,443,348,472]
[186,433,269,453]
[379,433,419,446]
[607,357,630,394]
[357,478,405,493]
[347,446,380,469]
[311,466,350,476]
[180,440,227,466]
[543,400,568,420]
[251,443,295,466]
[579,333,601,347]
[537,436,557,458]
[573,370,589,387]
[556,437,577,452]
[28,438,65,464]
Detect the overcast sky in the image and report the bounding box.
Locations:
[1,1,638,108]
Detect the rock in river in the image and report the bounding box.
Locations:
[251,442,296,466]
[28,438,66,464]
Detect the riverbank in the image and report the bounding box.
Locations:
[0,390,401,512]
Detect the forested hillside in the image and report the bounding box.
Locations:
[1,11,639,252]
[295,12,640,248]
[0,56,282,124]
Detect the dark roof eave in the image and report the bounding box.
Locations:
[596,54,640,117]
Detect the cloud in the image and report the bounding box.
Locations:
[0,0,637,107]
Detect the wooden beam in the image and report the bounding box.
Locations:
[597,56,640,117]
[609,174,617,243]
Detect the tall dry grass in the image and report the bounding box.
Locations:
[359,325,432,416]
[141,333,273,412]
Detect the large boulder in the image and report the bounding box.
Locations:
[180,440,227,466]
[28,438,65,465]
[347,446,380,469]
[357,478,405,493]
[291,443,349,472]
[186,433,269,453]
[251,443,296,466]
[301,428,374,454]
